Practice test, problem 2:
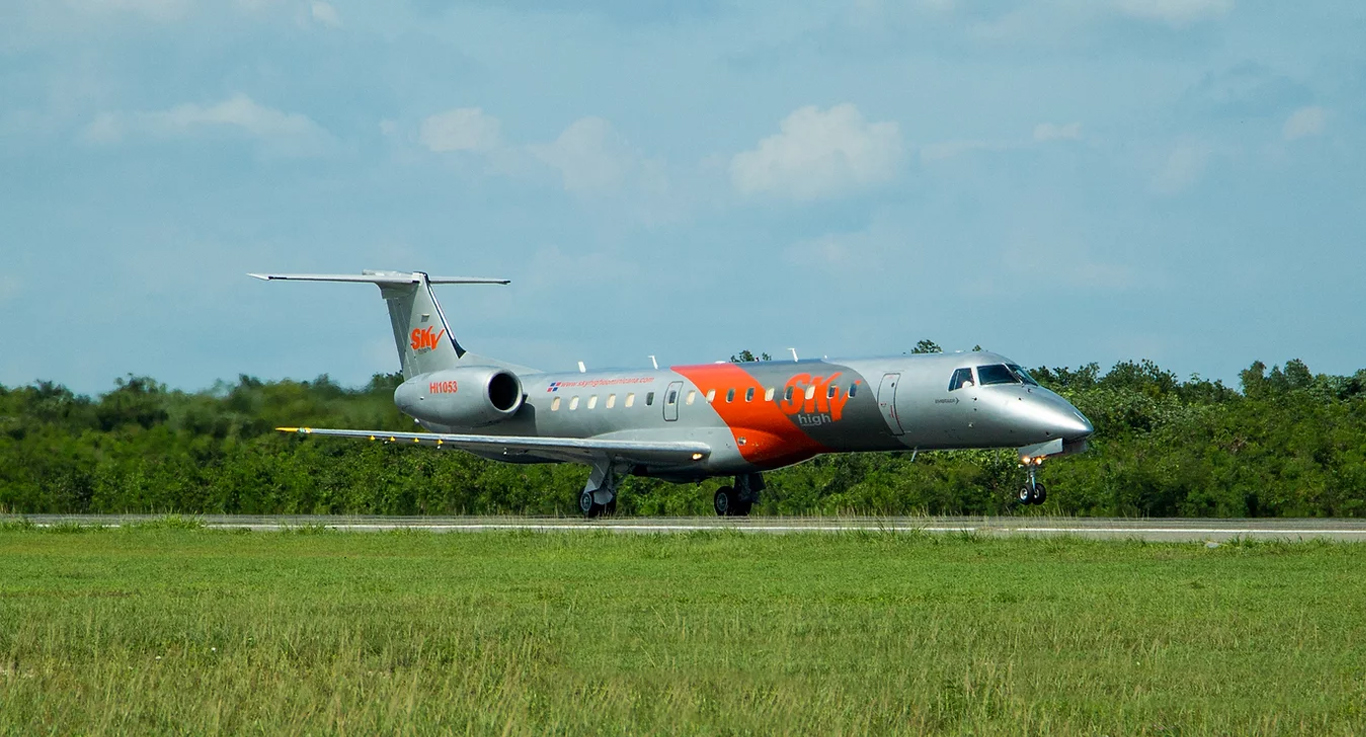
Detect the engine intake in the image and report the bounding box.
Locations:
[394,367,524,428]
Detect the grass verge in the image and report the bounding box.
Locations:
[1,529,1363,735]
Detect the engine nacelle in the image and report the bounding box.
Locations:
[394,367,524,428]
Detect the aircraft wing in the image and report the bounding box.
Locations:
[277,427,711,466]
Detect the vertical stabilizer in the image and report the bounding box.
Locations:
[248,270,515,379]
[371,271,465,378]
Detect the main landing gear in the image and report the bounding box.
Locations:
[714,473,764,517]
[578,459,626,518]
[1017,459,1047,506]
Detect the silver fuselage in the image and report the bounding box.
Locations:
[416,351,1093,480]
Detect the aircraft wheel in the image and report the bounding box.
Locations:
[578,489,603,518]
[1017,486,1033,505]
[604,498,618,516]
[1033,483,1047,505]
[714,486,737,517]
[733,500,753,517]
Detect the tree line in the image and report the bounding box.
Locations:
[2,352,1364,517]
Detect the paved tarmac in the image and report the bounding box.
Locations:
[6,515,1366,541]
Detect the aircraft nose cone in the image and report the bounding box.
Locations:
[1063,409,1094,440]
[1027,395,1094,441]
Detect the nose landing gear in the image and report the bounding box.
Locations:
[1016,458,1047,506]
[1016,439,1061,507]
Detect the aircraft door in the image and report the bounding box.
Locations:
[877,373,906,436]
[663,381,683,422]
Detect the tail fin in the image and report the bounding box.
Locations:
[249,270,511,379]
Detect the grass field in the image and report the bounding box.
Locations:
[2,524,1365,735]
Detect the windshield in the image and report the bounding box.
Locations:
[976,364,1019,386]
[1006,364,1039,386]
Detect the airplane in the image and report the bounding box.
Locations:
[250,270,1094,517]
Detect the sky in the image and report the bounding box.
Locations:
[2,0,1363,395]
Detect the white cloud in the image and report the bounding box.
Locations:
[0,275,20,304]
[414,111,672,214]
[920,124,1080,163]
[81,94,332,155]
[730,104,904,202]
[530,117,639,196]
[1114,0,1234,28]
[1034,122,1083,142]
[419,108,503,154]
[1152,139,1210,194]
[788,220,904,271]
[1283,106,1326,141]
[309,1,341,28]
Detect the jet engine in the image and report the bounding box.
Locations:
[394,367,524,428]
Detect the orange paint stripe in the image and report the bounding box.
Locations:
[671,363,826,465]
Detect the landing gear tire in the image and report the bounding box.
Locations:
[714,486,738,517]
[1017,486,1033,505]
[604,499,618,516]
[1032,483,1047,505]
[733,500,753,517]
[578,489,603,518]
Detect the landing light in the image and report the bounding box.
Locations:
[691,453,704,461]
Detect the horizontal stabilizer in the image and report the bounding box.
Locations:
[278,427,711,467]
[248,271,509,285]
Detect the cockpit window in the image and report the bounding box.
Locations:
[1006,364,1039,386]
[948,367,976,391]
[976,364,1019,386]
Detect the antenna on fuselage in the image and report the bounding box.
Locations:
[788,348,799,362]
[649,355,658,370]
[578,361,586,373]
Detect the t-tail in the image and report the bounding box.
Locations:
[248,270,516,378]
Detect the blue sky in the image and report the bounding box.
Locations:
[2,0,1363,394]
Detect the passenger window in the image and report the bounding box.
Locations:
[977,364,1019,386]
[587,395,598,409]
[706,389,716,403]
[804,386,815,400]
[626,393,636,407]
[849,383,858,398]
[686,390,696,405]
[647,392,656,406]
[551,396,561,411]
[606,394,616,408]
[665,390,675,405]
[570,396,580,410]
[827,385,837,399]
[745,387,755,402]
[949,368,975,391]
[765,388,775,402]
[726,388,735,403]
[784,386,794,401]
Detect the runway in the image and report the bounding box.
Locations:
[7,515,1366,541]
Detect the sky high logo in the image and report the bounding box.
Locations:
[410,326,446,353]
[779,372,854,426]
